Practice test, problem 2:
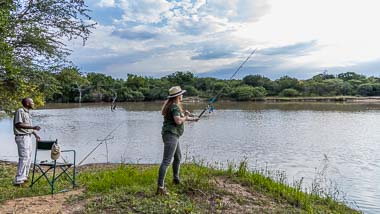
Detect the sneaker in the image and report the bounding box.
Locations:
[156,186,168,195]
[173,179,180,185]
[13,181,25,187]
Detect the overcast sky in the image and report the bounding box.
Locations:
[68,0,380,79]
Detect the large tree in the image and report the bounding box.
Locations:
[0,0,95,112]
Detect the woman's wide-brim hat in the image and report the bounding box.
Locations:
[167,86,186,98]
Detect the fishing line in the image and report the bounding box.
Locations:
[198,48,257,118]
[77,119,126,165]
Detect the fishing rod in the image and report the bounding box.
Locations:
[198,48,257,118]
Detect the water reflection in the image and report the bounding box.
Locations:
[1,102,380,213]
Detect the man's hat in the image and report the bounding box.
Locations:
[167,86,186,98]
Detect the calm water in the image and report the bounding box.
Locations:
[1,102,380,213]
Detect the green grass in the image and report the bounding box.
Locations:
[0,161,361,213]
[0,161,75,202]
[224,160,359,213]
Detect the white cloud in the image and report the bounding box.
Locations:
[97,0,116,8]
[119,0,172,23]
[70,0,380,79]
[243,0,380,68]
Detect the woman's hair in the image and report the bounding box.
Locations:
[161,96,183,118]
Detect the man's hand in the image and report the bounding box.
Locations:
[33,126,41,131]
[34,134,41,141]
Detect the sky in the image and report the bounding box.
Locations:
[68,0,380,79]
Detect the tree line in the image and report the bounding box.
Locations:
[40,68,380,103]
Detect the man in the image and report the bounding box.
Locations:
[13,98,41,186]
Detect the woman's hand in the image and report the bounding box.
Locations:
[184,110,194,117]
[187,116,199,122]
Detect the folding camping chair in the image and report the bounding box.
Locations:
[30,140,76,194]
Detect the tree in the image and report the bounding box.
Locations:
[126,74,146,90]
[8,0,95,69]
[358,83,380,96]
[56,67,89,102]
[243,75,271,87]
[166,71,194,86]
[275,76,302,93]
[0,1,44,112]
[337,72,365,81]
[0,0,95,112]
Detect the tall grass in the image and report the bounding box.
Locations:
[224,157,360,213]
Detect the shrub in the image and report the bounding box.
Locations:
[280,88,300,97]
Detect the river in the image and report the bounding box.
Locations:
[1,102,380,213]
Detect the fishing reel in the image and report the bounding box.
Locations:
[208,104,215,113]
[207,97,216,114]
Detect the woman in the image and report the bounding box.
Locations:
[157,86,199,195]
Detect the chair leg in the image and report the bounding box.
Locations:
[51,163,56,195]
[30,163,36,188]
[73,164,76,188]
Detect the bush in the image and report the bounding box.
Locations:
[252,86,267,98]
[183,85,199,96]
[280,88,300,97]
[126,90,145,101]
[232,86,267,101]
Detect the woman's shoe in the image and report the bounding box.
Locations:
[173,179,180,185]
[156,186,168,195]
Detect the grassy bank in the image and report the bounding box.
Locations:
[0,161,360,213]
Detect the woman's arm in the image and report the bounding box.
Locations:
[174,115,188,125]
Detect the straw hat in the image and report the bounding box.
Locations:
[167,86,186,98]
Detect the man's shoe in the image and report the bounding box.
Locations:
[173,179,180,185]
[13,182,25,187]
[156,186,168,195]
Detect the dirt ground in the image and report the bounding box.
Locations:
[0,189,85,214]
[212,177,289,213]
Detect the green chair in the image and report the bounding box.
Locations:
[30,140,76,194]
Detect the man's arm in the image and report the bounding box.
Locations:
[15,122,40,131]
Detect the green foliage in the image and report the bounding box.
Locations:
[182,85,199,96]
[358,83,380,96]
[7,70,378,105]
[232,85,256,101]
[9,0,95,69]
[232,85,267,101]
[337,72,366,81]
[252,86,267,98]
[243,74,271,88]
[280,88,300,97]
[166,71,194,86]
[0,0,94,112]
[275,76,302,93]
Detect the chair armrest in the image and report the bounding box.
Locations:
[61,150,76,166]
[61,149,76,153]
